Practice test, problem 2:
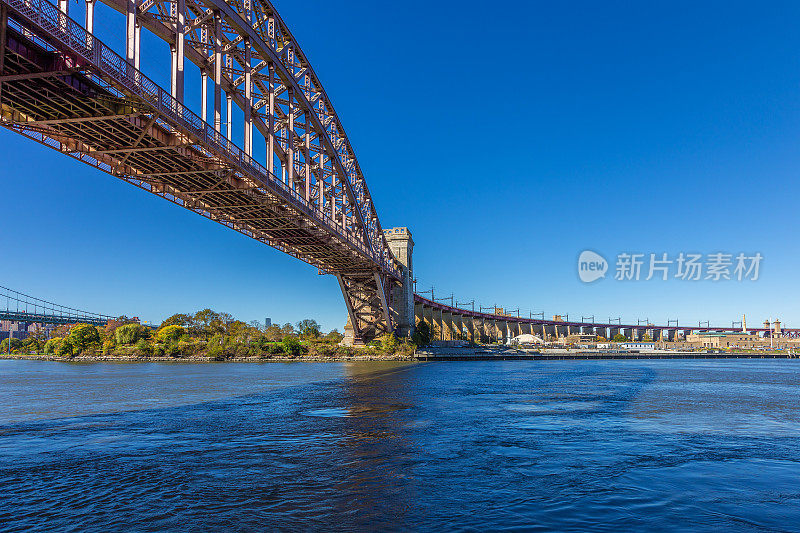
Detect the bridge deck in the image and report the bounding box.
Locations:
[0,8,381,277]
[414,295,798,334]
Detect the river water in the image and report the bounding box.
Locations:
[1,359,799,531]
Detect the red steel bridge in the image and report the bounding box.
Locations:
[0,0,792,343]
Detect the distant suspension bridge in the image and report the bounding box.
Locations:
[0,285,116,326]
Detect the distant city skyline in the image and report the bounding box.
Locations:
[2,0,800,332]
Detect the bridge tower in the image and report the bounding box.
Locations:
[384,227,415,338]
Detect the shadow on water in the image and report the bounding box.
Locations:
[332,362,421,527]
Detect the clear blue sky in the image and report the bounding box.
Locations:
[2,0,800,331]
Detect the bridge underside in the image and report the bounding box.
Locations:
[0,4,397,342]
[0,24,364,272]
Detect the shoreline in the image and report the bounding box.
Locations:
[0,353,413,363]
[2,351,798,363]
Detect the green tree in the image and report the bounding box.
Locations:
[612,333,627,342]
[192,309,226,338]
[264,325,283,342]
[379,333,399,354]
[115,323,149,345]
[281,335,302,356]
[296,319,321,339]
[134,339,152,356]
[44,337,61,354]
[103,316,138,338]
[0,337,23,353]
[161,313,192,329]
[643,334,653,342]
[156,325,186,343]
[23,337,42,354]
[56,338,74,356]
[223,320,248,337]
[324,329,344,344]
[69,324,101,353]
[206,334,227,360]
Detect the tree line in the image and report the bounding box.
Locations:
[2,309,416,359]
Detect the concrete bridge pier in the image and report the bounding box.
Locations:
[464,316,474,342]
[424,306,434,337]
[440,312,450,341]
[419,305,432,340]
[433,310,442,341]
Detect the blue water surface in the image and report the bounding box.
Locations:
[1,359,799,531]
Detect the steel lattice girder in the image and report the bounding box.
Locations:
[0,0,400,338]
[94,0,397,275]
[0,0,394,273]
[337,272,393,343]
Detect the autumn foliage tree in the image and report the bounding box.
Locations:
[69,324,101,353]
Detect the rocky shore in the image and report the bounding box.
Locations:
[0,353,415,363]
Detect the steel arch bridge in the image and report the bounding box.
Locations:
[2,0,788,345]
[0,0,403,343]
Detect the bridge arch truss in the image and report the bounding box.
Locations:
[0,0,401,342]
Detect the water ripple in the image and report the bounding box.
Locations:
[1,359,800,531]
